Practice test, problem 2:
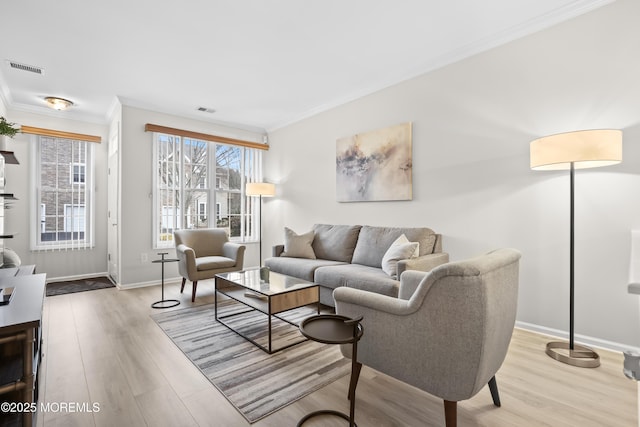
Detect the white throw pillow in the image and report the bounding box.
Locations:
[381,234,419,279]
[281,227,316,259]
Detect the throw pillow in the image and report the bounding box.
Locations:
[282,227,316,259]
[381,234,419,279]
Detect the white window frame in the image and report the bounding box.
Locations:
[31,135,95,250]
[152,132,262,248]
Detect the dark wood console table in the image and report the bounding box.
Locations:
[0,268,45,427]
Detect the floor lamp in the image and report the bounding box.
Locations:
[530,129,622,368]
[246,182,275,266]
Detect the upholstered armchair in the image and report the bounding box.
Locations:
[174,228,246,302]
[334,248,521,427]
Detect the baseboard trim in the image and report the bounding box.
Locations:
[117,276,182,290]
[515,321,640,354]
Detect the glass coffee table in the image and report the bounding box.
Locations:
[215,268,320,354]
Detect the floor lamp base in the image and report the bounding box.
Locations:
[546,341,600,368]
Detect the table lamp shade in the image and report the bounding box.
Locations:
[530,129,622,171]
[246,182,276,197]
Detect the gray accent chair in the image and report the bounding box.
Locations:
[334,248,521,427]
[174,228,246,302]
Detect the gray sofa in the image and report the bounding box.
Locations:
[264,224,449,306]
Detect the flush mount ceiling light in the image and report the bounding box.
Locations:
[44,96,74,111]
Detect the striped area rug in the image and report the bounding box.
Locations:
[151,300,350,423]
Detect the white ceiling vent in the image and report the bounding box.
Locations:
[7,60,44,75]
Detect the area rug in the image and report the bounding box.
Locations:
[46,276,115,297]
[151,301,350,423]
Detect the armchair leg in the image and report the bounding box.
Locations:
[488,376,501,407]
[180,278,186,293]
[191,281,198,302]
[443,400,457,427]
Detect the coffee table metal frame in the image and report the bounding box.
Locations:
[215,269,320,354]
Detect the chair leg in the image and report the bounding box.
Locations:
[443,400,457,427]
[191,281,198,302]
[488,376,501,407]
[180,278,186,293]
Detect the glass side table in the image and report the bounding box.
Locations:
[297,314,364,427]
[151,252,180,309]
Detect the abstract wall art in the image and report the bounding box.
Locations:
[336,122,412,202]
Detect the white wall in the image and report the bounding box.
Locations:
[264,0,640,349]
[2,111,109,280]
[118,105,264,287]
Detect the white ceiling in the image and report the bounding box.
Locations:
[0,0,611,133]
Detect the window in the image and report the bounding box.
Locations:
[152,132,262,248]
[32,136,94,249]
[71,163,86,184]
[198,201,207,222]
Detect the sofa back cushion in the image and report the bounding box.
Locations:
[311,224,362,262]
[352,226,437,268]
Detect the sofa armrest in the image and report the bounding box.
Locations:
[397,252,449,277]
[223,242,246,268]
[398,270,428,300]
[272,244,284,257]
[334,287,418,359]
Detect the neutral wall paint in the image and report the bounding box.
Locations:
[117,105,264,287]
[264,0,640,349]
[3,111,109,280]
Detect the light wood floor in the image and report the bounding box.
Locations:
[36,280,637,427]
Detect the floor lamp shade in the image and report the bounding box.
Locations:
[530,129,622,368]
[246,182,276,197]
[246,182,275,267]
[530,129,622,170]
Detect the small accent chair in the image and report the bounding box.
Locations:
[174,228,246,302]
[334,248,521,427]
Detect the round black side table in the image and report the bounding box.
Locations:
[297,314,364,427]
[151,252,180,309]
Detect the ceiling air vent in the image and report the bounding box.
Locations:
[7,60,44,75]
[197,107,216,114]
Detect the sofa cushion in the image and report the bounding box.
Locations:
[352,226,437,268]
[265,256,347,282]
[281,227,316,259]
[381,235,419,279]
[311,224,362,263]
[314,264,400,298]
[196,256,236,271]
